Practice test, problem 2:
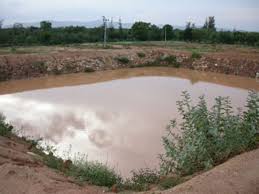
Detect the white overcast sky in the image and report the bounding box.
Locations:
[1,0,259,31]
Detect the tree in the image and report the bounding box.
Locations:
[183,22,193,41]
[13,23,23,29]
[0,19,4,29]
[118,18,124,40]
[203,16,216,31]
[163,24,174,40]
[40,21,52,30]
[149,24,161,40]
[131,22,151,41]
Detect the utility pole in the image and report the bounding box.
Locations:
[164,25,167,46]
[102,16,109,48]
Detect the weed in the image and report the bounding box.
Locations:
[67,154,122,187]
[191,51,202,59]
[31,61,47,73]
[84,67,95,73]
[0,113,13,136]
[115,56,130,64]
[10,47,16,53]
[137,52,146,58]
[158,176,183,190]
[124,168,160,191]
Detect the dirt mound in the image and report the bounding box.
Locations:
[0,136,109,194]
[0,46,259,81]
[156,148,259,194]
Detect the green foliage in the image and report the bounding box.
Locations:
[159,176,183,190]
[183,22,193,41]
[131,22,152,41]
[67,155,122,187]
[124,168,160,191]
[191,51,202,59]
[115,56,130,64]
[0,113,13,136]
[0,18,259,46]
[137,52,146,58]
[31,61,47,73]
[161,91,259,176]
[40,21,52,31]
[203,16,216,31]
[84,67,95,73]
[159,55,180,68]
[163,24,174,40]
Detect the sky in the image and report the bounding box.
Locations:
[1,0,259,31]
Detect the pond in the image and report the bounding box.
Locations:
[0,67,258,177]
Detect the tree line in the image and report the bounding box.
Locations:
[0,17,259,46]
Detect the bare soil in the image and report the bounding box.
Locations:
[0,44,259,82]
[155,148,259,194]
[0,135,110,194]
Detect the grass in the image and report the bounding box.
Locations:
[158,176,183,190]
[191,51,202,59]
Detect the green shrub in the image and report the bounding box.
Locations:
[137,52,146,58]
[191,51,202,59]
[67,155,122,187]
[0,113,13,136]
[115,56,130,64]
[31,61,47,73]
[84,67,95,73]
[160,55,177,63]
[124,168,160,191]
[160,91,259,176]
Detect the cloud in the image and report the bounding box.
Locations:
[0,0,259,31]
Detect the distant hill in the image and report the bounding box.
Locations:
[3,20,133,29]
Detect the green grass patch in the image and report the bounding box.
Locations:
[191,51,202,59]
[158,176,183,190]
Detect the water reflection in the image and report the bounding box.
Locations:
[0,69,258,177]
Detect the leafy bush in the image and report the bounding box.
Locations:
[160,91,259,176]
[137,52,146,58]
[191,51,202,59]
[31,61,47,73]
[124,168,160,191]
[115,56,130,64]
[84,67,95,73]
[159,55,180,68]
[0,113,13,136]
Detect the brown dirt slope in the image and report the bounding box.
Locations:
[157,148,259,194]
[0,135,109,194]
[0,46,259,81]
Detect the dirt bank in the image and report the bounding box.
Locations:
[0,45,259,81]
[0,135,110,194]
[1,134,259,194]
[156,148,259,194]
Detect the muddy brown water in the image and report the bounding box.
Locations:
[0,67,258,177]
